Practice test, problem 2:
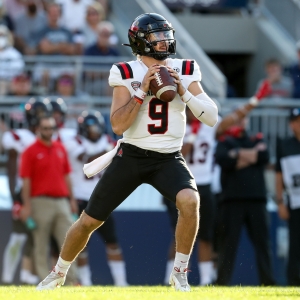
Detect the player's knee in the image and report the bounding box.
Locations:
[176,189,199,216]
[78,212,104,233]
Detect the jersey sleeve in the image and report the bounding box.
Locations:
[183,124,192,143]
[181,60,202,89]
[2,131,18,151]
[108,64,127,87]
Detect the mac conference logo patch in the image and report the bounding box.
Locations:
[131,81,141,91]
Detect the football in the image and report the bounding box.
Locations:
[150,66,177,102]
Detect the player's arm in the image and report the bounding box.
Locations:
[64,174,78,214]
[6,149,18,199]
[110,64,160,135]
[275,139,289,220]
[77,151,107,163]
[168,68,218,127]
[215,80,271,139]
[276,171,289,220]
[20,178,31,222]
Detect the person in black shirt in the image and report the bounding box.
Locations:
[215,117,275,286]
[276,107,300,285]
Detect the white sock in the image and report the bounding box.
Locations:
[108,260,128,286]
[20,269,39,284]
[54,256,72,276]
[78,265,92,286]
[199,261,214,285]
[1,233,27,283]
[164,260,174,284]
[173,252,190,273]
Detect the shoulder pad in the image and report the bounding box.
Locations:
[114,62,133,79]
[182,60,195,75]
[10,130,20,141]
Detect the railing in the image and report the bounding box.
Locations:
[162,0,249,11]
[1,97,300,165]
[264,0,300,41]
[0,55,132,97]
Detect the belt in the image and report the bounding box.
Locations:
[122,143,180,158]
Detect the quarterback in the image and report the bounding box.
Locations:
[37,13,218,292]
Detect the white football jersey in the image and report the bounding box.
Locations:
[185,117,221,185]
[65,134,114,201]
[108,58,202,153]
[53,127,77,145]
[2,129,36,191]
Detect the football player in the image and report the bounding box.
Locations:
[1,98,52,284]
[64,111,128,286]
[49,98,77,143]
[37,13,218,292]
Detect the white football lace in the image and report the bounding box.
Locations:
[154,72,163,86]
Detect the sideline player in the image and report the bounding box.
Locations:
[64,110,128,286]
[163,108,220,285]
[1,99,51,284]
[37,13,218,292]
[163,80,272,285]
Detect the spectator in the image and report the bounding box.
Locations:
[82,1,105,49]
[3,0,26,25]
[8,73,38,97]
[288,41,300,99]
[55,73,76,97]
[56,0,93,33]
[0,25,24,95]
[19,115,78,285]
[33,2,74,55]
[14,0,46,55]
[84,21,119,57]
[215,115,275,286]
[0,0,14,32]
[256,58,293,99]
[276,107,300,285]
[84,21,119,96]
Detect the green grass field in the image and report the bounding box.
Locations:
[0,286,299,300]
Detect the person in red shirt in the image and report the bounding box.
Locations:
[19,115,78,284]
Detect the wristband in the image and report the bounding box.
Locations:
[134,88,147,104]
[249,96,259,106]
[181,90,193,103]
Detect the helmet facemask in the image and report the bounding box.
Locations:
[145,30,176,60]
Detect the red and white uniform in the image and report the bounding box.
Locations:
[2,129,36,191]
[53,127,77,145]
[65,134,114,201]
[109,58,201,153]
[185,118,221,185]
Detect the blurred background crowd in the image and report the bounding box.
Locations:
[0,0,300,287]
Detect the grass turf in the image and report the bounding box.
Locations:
[0,286,299,300]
